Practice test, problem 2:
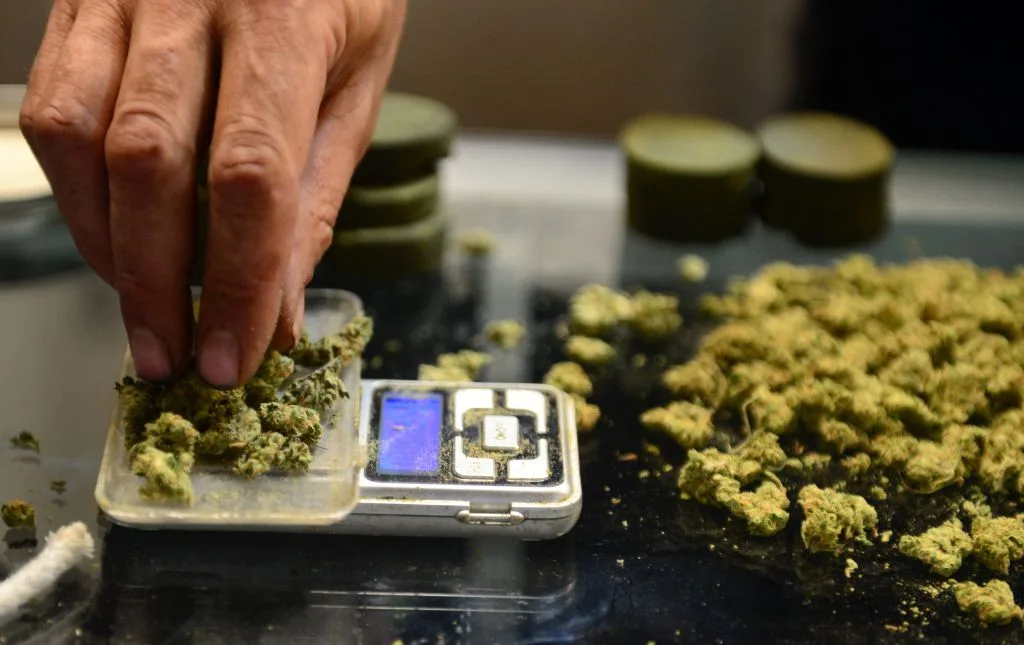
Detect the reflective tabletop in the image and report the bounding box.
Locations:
[2,134,1024,644]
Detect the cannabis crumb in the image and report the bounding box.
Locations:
[457,228,495,256]
[485,319,526,350]
[1,499,35,529]
[9,430,39,453]
[678,253,710,283]
[49,480,66,494]
[844,558,858,579]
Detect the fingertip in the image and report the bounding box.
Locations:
[197,328,240,389]
[129,327,172,381]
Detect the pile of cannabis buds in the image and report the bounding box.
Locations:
[543,255,1024,629]
[116,315,373,505]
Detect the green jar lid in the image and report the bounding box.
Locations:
[352,93,458,186]
[758,112,894,179]
[755,111,895,246]
[337,174,439,230]
[325,209,447,279]
[619,114,760,243]
[621,114,760,177]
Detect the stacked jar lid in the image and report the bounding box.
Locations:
[620,111,895,246]
[323,92,458,280]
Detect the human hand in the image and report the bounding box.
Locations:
[20,0,407,387]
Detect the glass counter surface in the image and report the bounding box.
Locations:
[2,140,1023,644]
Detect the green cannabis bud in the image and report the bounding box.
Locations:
[256,351,296,386]
[1,499,36,529]
[258,402,322,447]
[282,367,346,411]
[485,319,526,350]
[128,413,200,504]
[289,315,374,368]
[115,376,158,448]
[952,580,1023,626]
[233,432,313,479]
[543,362,593,397]
[628,290,682,341]
[195,407,261,457]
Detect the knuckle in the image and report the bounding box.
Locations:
[18,105,36,140]
[209,120,290,198]
[31,97,104,148]
[105,109,188,177]
[309,218,334,267]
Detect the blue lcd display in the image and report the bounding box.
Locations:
[377,393,444,476]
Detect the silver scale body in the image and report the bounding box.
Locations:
[336,379,583,540]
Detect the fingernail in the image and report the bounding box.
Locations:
[129,327,172,381]
[199,329,239,388]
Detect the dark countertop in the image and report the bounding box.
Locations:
[2,135,1024,644]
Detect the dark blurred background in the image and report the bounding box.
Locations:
[2,0,1022,152]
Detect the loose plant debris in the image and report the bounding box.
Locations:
[1,500,35,529]
[9,431,39,454]
[456,228,495,256]
[678,254,710,283]
[116,315,373,505]
[484,319,526,350]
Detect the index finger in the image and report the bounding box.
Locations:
[197,7,326,388]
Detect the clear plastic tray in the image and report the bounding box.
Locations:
[94,288,365,530]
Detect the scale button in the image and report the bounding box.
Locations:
[453,436,496,480]
[505,389,547,434]
[453,388,495,432]
[482,415,520,451]
[508,439,550,481]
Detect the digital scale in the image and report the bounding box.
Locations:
[94,289,583,540]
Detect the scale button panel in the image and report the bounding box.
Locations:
[505,389,547,434]
[482,415,520,451]
[453,388,495,432]
[453,436,496,480]
[508,439,550,481]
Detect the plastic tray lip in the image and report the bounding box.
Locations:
[94,288,366,531]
